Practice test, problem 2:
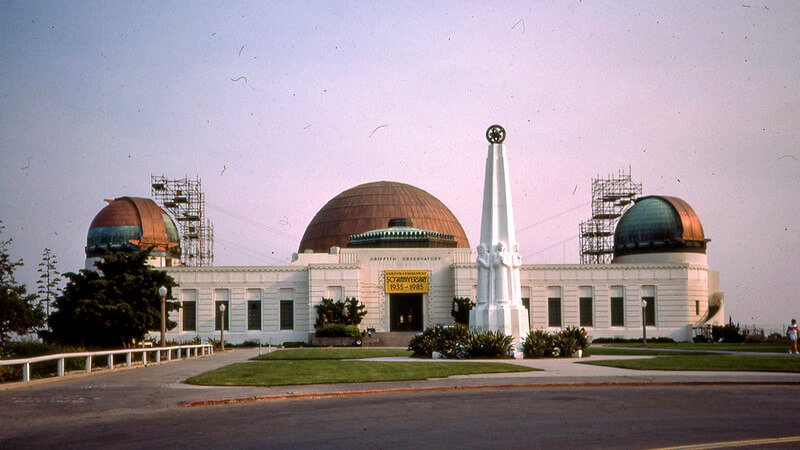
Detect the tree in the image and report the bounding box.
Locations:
[44,249,179,348]
[314,297,367,328]
[0,221,45,350]
[36,248,62,318]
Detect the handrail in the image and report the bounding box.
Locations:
[0,344,214,383]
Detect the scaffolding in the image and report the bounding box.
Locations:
[150,175,214,267]
[579,168,642,264]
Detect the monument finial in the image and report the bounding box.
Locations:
[486,124,506,144]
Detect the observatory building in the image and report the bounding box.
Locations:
[87,133,723,345]
[153,184,722,344]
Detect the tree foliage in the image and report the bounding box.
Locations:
[314,297,367,329]
[36,247,62,317]
[44,250,179,348]
[0,221,46,350]
[450,297,475,325]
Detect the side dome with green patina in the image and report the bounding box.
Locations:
[613,196,706,258]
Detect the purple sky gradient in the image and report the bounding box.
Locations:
[2,1,798,329]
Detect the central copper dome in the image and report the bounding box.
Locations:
[299,181,470,253]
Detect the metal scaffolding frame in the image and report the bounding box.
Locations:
[579,168,642,264]
[150,175,214,267]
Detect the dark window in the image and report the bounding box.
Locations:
[643,296,655,326]
[521,298,530,311]
[280,300,294,330]
[695,300,700,316]
[215,301,230,331]
[182,301,196,331]
[248,301,261,330]
[610,297,624,327]
[579,297,593,327]
[548,298,561,327]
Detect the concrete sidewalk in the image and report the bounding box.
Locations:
[2,347,799,422]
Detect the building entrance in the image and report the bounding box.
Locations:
[390,293,423,331]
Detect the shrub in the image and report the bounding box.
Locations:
[314,297,367,328]
[744,334,766,343]
[465,329,513,358]
[767,332,787,343]
[315,324,361,338]
[408,324,469,358]
[711,317,745,343]
[522,329,555,358]
[408,326,513,359]
[450,297,475,325]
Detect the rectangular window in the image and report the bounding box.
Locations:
[642,285,656,326]
[547,286,562,328]
[279,288,294,330]
[248,301,261,330]
[521,286,531,311]
[280,301,294,330]
[247,289,261,331]
[579,286,593,327]
[181,290,197,332]
[695,300,700,316]
[610,286,624,327]
[214,289,230,331]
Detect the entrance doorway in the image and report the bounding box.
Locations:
[390,293,423,331]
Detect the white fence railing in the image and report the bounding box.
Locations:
[0,344,213,383]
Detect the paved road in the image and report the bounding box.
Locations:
[2,348,800,448]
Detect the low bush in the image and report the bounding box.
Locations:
[466,329,513,358]
[408,324,469,358]
[554,326,588,357]
[522,328,590,358]
[522,329,555,358]
[315,324,361,338]
[408,325,513,359]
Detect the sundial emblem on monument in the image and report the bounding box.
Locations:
[486,125,506,144]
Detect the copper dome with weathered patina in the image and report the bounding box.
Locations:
[86,197,180,258]
[298,181,470,253]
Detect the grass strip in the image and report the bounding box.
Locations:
[585,347,707,356]
[598,343,789,353]
[252,348,411,360]
[581,354,800,373]
[185,360,536,386]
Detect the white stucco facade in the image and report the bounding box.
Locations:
[162,246,722,344]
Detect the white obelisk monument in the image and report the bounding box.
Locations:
[470,125,530,352]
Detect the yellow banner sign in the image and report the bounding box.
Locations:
[385,270,428,293]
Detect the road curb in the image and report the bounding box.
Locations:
[180,380,800,408]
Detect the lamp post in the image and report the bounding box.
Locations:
[158,286,167,347]
[219,303,226,351]
[641,299,648,348]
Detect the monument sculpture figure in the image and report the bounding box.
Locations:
[470,125,530,356]
[476,243,491,307]
[493,242,510,304]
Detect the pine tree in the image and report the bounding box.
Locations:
[0,221,46,350]
[36,248,62,318]
[45,249,179,348]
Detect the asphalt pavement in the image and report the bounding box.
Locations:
[2,346,799,417]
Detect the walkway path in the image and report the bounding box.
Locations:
[2,347,799,420]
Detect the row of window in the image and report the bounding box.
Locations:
[524,285,658,328]
[180,288,296,332]
[180,300,295,332]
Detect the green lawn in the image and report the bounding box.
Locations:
[252,348,411,360]
[596,342,789,353]
[186,348,536,386]
[581,354,800,373]
[585,347,708,356]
